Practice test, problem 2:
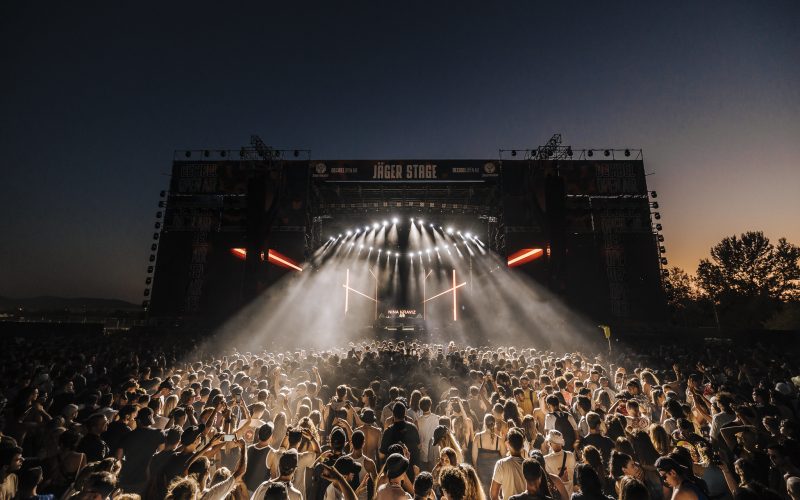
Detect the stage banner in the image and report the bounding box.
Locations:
[310,160,500,183]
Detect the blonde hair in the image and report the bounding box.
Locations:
[166,476,200,500]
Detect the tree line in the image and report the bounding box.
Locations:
[664,231,800,329]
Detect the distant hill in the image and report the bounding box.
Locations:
[0,296,140,312]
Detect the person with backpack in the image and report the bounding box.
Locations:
[543,395,578,452]
[543,430,576,496]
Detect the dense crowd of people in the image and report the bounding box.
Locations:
[2,333,800,500]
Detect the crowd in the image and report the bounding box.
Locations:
[2,333,800,500]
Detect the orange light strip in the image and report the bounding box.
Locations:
[423,282,466,303]
[507,248,544,267]
[453,269,457,321]
[231,247,302,271]
[342,285,378,302]
[267,249,303,272]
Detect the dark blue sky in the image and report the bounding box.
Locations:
[1,1,798,302]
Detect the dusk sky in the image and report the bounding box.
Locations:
[1,1,798,303]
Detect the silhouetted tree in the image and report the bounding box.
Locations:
[696,231,800,327]
[664,267,713,326]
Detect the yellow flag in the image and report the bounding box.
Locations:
[598,325,611,339]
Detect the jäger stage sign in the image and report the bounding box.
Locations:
[311,160,500,182]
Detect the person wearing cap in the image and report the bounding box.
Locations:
[251,449,304,500]
[117,407,166,494]
[543,429,576,495]
[377,453,411,499]
[490,427,527,500]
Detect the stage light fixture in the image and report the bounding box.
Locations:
[418,219,424,224]
[154,222,161,229]
[653,213,661,220]
[429,223,434,228]
[392,217,398,224]
[659,246,666,254]
[511,150,517,157]
[338,233,342,237]
[465,232,472,238]
[418,251,422,256]
[444,244,449,249]
[359,244,364,249]
[434,247,439,251]
[587,150,593,157]
[624,149,631,157]
[369,246,373,251]
[293,150,299,157]
[185,151,191,158]
[656,224,663,231]
[220,150,227,157]
[349,242,354,246]
[447,227,454,234]
[382,220,388,226]
[650,191,658,198]
[661,257,668,265]
[365,225,370,231]
[159,190,166,197]
[372,223,379,229]
[329,236,334,240]
[604,150,610,157]
[651,202,659,209]
[410,217,415,222]
[203,150,210,157]
[426,249,431,253]
[658,235,665,242]
[566,147,573,157]
[346,230,352,235]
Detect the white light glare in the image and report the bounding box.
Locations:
[392,217,399,224]
[447,227,454,234]
[372,223,379,229]
[382,220,388,226]
[346,230,352,235]
[465,232,472,238]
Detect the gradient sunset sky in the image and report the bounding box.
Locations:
[1,1,798,302]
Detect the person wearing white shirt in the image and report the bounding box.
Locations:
[543,430,576,496]
[415,397,440,469]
